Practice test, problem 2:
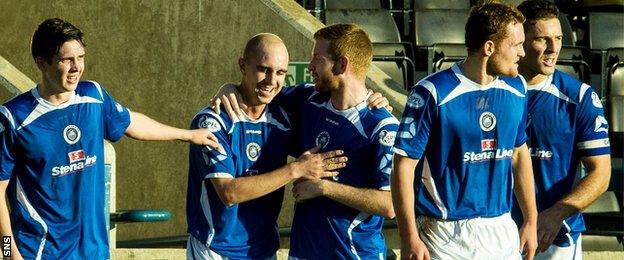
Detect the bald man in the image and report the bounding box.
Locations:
[185,34,347,259]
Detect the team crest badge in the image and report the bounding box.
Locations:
[594,116,609,133]
[246,142,261,161]
[479,112,496,132]
[63,125,81,144]
[315,131,330,149]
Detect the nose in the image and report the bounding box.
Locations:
[263,71,278,86]
[545,38,560,54]
[69,58,82,72]
[518,45,526,58]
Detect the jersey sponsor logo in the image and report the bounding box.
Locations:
[529,147,553,159]
[68,150,85,163]
[52,151,97,177]
[63,125,81,144]
[246,142,261,161]
[245,130,262,135]
[463,148,513,163]
[198,115,221,132]
[407,93,425,109]
[316,131,330,149]
[594,116,609,134]
[591,92,603,108]
[481,139,497,151]
[325,117,339,126]
[378,130,396,146]
[479,112,496,132]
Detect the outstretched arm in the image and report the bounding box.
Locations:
[0,180,23,260]
[212,147,347,206]
[512,144,537,260]
[125,111,220,149]
[292,178,394,218]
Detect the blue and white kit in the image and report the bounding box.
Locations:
[0,81,131,259]
[279,84,399,260]
[186,103,292,259]
[512,69,610,247]
[393,63,528,220]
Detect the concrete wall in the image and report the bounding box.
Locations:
[0,0,325,241]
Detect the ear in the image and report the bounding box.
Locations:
[238,58,246,73]
[483,40,495,57]
[35,57,47,71]
[332,56,348,75]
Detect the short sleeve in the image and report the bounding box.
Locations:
[99,85,131,142]
[370,121,399,190]
[190,110,236,179]
[393,85,437,159]
[575,87,610,156]
[0,107,15,180]
[515,95,528,147]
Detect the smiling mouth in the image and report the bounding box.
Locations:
[256,85,275,96]
[542,58,556,66]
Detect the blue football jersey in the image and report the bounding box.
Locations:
[186,103,292,259]
[0,81,131,259]
[393,63,528,220]
[279,84,399,259]
[511,70,610,246]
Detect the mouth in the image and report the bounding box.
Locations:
[67,74,79,84]
[255,85,276,97]
[542,57,556,67]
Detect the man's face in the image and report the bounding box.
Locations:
[489,22,526,77]
[308,39,339,92]
[39,39,85,93]
[240,43,289,106]
[520,18,563,79]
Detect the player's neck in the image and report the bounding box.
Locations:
[519,66,548,85]
[460,56,495,86]
[36,82,74,106]
[329,78,368,110]
[243,104,266,120]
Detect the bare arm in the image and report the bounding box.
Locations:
[293,178,394,218]
[512,144,537,260]
[0,180,23,259]
[392,154,430,260]
[125,111,219,148]
[212,148,346,206]
[536,154,611,252]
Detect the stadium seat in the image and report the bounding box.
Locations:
[556,46,591,83]
[373,42,416,89]
[325,0,381,10]
[589,12,624,50]
[414,0,470,10]
[325,9,401,42]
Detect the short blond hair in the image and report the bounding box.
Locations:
[314,24,372,78]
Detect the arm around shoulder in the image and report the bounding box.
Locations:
[125,111,219,148]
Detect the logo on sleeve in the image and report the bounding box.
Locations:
[246,142,261,161]
[199,115,221,132]
[479,112,496,132]
[594,116,609,133]
[407,93,425,109]
[63,125,81,144]
[591,92,603,108]
[315,131,330,149]
[378,130,396,146]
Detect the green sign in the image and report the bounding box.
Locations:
[285,62,312,86]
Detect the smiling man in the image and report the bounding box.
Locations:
[513,1,612,258]
[0,18,219,259]
[391,1,538,259]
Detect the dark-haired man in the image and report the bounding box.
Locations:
[392,1,538,259]
[0,18,219,259]
[513,1,611,258]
